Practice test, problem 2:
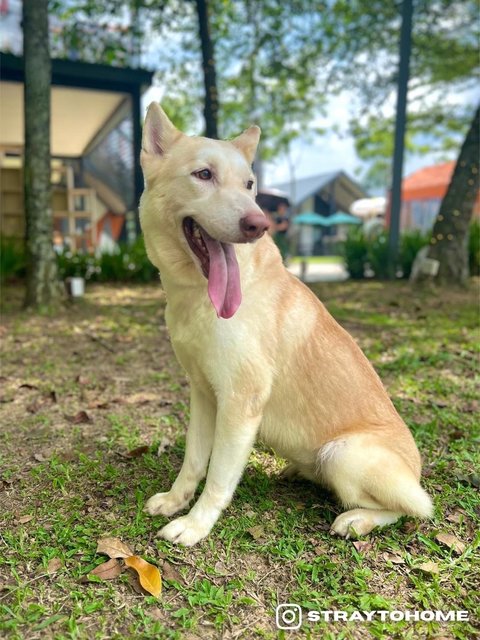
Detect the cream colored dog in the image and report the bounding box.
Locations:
[140,103,432,546]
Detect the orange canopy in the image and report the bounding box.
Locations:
[402,161,455,201]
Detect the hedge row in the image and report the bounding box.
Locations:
[343,222,480,279]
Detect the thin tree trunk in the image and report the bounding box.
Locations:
[425,106,480,285]
[23,0,64,308]
[195,0,219,139]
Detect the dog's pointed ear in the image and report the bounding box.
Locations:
[231,125,261,164]
[142,103,182,156]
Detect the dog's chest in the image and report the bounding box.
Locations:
[165,301,248,386]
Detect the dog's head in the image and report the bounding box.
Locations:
[140,103,270,319]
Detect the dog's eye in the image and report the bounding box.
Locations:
[193,169,213,181]
[246,180,254,190]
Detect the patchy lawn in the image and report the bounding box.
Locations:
[0,280,478,640]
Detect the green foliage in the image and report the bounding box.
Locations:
[48,0,479,169]
[343,227,432,280]
[343,227,368,279]
[0,238,26,281]
[56,238,158,283]
[366,230,390,280]
[468,219,480,276]
[400,229,429,279]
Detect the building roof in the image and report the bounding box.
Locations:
[0,52,154,92]
[0,53,154,157]
[272,171,340,205]
[402,161,455,201]
[272,170,367,211]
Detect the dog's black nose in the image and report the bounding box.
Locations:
[240,213,270,240]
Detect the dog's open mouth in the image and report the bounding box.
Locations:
[182,217,241,319]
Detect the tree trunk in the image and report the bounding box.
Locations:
[425,105,480,284]
[23,0,64,308]
[195,0,219,139]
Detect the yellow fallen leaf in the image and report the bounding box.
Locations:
[96,537,134,559]
[124,556,162,598]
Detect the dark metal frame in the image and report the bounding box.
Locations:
[0,52,153,214]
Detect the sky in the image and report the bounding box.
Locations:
[141,83,367,188]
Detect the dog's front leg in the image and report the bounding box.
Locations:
[159,402,262,546]
[145,385,215,517]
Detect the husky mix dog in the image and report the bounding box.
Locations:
[139,103,432,546]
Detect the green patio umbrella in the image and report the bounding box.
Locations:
[327,212,362,225]
[292,212,330,225]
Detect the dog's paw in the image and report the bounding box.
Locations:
[330,510,375,539]
[144,491,191,517]
[159,515,211,546]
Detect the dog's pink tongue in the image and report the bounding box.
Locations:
[201,232,241,319]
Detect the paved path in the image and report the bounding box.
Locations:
[286,261,349,283]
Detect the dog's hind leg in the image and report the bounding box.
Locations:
[318,434,432,538]
[145,385,215,517]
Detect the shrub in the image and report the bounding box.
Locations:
[0,238,26,281]
[367,230,390,279]
[57,251,98,280]
[343,227,368,279]
[57,237,158,283]
[469,219,480,276]
[399,229,429,279]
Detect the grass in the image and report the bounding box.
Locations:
[0,280,479,639]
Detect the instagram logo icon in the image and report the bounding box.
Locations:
[276,604,302,629]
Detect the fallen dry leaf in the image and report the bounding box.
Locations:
[124,556,162,598]
[126,572,145,594]
[89,558,122,580]
[352,540,372,554]
[65,410,92,424]
[435,533,466,555]
[162,561,183,584]
[46,557,63,574]
[313,543,328,555]
[401,521,418,534]
[27,391,57,414]
[125,445,150,458]
[417,561,440,574]
[446,511,463,524]
[96,537,134,559]
[382,552,405,565]
[147,607,164,621]
[247,525,265,540]
[17,515,33,524]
